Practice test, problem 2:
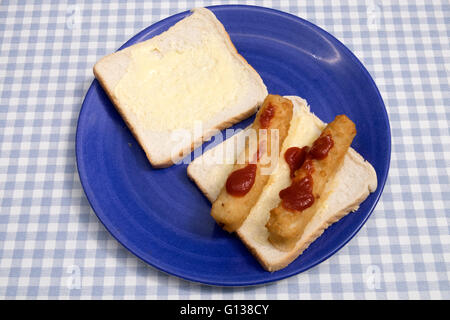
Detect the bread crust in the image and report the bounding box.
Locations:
[186,165,216,202]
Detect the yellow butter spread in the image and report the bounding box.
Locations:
[113,34,245,131]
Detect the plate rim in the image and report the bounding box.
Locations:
[75,4,391,287]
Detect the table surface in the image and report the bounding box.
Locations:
[0,0,448,299]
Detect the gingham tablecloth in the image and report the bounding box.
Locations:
[0,0,448,299]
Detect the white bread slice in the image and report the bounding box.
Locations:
[187,96,377,271]
[94,8,267,167]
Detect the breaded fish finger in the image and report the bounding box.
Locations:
[266,115,356,251]
[211,95,293,232]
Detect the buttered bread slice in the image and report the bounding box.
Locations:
[94,8,267,167]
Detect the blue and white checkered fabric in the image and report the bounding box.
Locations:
[0,0,448,299]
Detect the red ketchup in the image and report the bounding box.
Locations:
[302,158,315,175]
[259,104,275,128]
[226,164,257,197]
[279,133,334,212]
[284,146,309,178]
[309,134,334,160]
[279,175,314,211]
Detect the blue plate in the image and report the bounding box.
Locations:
[76,5,390,286]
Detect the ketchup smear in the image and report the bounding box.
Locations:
[259,104,275,128]
[279,134,334,212]
[226,164,257,197]
[279,175,314,212]
[309,134,334,160]
[284,146,309,178]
